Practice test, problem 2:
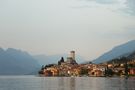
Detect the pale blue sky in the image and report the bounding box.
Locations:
[0,0,135,60]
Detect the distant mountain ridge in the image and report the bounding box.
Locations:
[93,40,135,63]
[0,48,40,75]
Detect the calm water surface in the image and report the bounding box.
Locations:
[0,76,135,90]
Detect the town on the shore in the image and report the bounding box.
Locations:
[38,51,135,77]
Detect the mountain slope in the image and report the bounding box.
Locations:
[0,48,40,75]
[106,50,135,64]
[93,40,135,63]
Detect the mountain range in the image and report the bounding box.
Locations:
[0,48,40,75]
[93,40,135,63]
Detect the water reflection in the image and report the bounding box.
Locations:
[0,76,135,90]
[58,77,76,90]
[58,77,65,90]
[56,77,135,90]
[69,77,75,90]
[124,79,128,90]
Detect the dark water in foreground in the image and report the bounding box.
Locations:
[0,76,135,90]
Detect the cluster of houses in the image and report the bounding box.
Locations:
[39,51,135,77]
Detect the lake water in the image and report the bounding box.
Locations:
[0,76,135,90]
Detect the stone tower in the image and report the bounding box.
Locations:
[70,51,75,60]
[66,51,77,65]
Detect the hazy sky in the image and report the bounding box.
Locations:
[0,0,135,60]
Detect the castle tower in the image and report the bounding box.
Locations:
[70,51,75,60]
[66,51,77,65]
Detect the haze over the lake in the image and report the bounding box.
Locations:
[0,0,135,60]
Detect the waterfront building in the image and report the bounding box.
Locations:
[88,64,105,77]
[129,67,135,75]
